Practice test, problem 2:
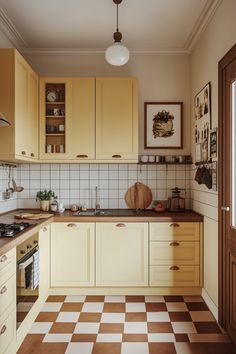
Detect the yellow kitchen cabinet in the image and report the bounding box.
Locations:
[0,49,39,162]
[149,222,202,287]
[96,222,148,286]
[51,223,95,286]
[0,248,16,354]
[39,77,95,161]
[96,77,138,162]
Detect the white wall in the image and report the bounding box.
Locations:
[190,0,236,308]
[25,53,191,156]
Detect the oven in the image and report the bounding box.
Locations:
[16,234,39,329]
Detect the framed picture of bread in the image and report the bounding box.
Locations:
[144,102,183,149]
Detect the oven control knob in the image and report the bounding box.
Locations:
[27,244,32,249]
[20,250,26,254]
[33,240,38,244]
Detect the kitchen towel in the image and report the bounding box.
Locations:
[31,249,40,289]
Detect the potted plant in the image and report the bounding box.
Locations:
[36,190,57,211]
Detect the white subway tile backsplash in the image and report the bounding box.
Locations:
[0,163,192,212]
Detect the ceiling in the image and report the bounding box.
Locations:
[0,0,220,53]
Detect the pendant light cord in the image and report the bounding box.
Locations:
[116,2,119,32]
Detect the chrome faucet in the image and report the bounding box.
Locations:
[95,186,100,213]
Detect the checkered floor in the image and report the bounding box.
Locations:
[18,295,235,354]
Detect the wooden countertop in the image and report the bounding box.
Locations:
[0,209,203,256]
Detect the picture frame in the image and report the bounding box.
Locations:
[144,102,183,149]
[194,82,211,162]
[210,128,217,158]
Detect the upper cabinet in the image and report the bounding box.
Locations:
[39,77,138,163]
[0,49,39,162]
[39,77,95,161]
[96,78,138,161]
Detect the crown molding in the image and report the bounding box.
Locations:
[0,1,222,56]
[22,48,189,56]
[185,0,222,51]
[0,8,27,50]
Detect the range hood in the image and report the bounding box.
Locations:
[0,112,11,127]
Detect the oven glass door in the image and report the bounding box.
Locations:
[17,248,39,329]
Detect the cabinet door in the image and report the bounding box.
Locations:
[96,222,148,286]
[51,223,94,286]
[67,78,95,160]
[96,78,138,161]
[15,52,30,158]
[28,68,39,159]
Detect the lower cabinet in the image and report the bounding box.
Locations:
[51,223,95,287]
[96,222,148,286]
[149,222,201,287]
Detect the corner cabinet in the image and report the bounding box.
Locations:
[50,223,95,287]
[96,78,138,162]
[0,49,39,162]
[96,222,148,286]
[39,78,95,161]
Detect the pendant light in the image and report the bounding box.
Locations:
[105,0,129,66]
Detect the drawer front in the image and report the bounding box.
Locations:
[0,274,16,318]
[149,265,200,287]
[150,241,199,265]
[149,222,200,241]
[0,310,15,354]
[0,249,16,275]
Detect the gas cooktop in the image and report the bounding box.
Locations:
[0,222,31,237]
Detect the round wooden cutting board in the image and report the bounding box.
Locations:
[125,182,153,209]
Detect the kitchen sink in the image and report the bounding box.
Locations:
[73,209,145,217]
[73,210,110,216]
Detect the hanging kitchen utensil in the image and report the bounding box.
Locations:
[125,182,152,209]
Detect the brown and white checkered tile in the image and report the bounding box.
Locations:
[17,295,235,354]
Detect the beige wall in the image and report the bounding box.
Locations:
[25,53,191,156]
[190,0,236,307]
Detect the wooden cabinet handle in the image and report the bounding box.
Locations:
[76,154,88,158]
[0,255,7,263]
[67,223,77,228]
[0,325,6,335]
[21,151,26,155]
[169,223,180,227]
[169,266,180,271]
[116,223,126,227]
[0,286,7,294]
[112,155,122,158]
[30,153,35,157]
[169,242,180,246]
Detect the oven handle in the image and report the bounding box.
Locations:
[18,255,33,270]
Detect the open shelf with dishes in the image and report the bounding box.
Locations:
[45,83,66,154]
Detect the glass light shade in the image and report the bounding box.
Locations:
[105,42,130,66]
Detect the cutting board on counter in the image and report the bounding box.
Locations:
[125,182,152,209]
[15,213,53,220]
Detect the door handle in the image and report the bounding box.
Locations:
[221,206,230,212]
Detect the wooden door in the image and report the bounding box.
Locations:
[67,78,95,160]
[96,222,148,286]
[51,223,95,287]
[219,43,236,344]
[96,78,138,161]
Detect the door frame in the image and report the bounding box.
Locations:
[218,43,236,327]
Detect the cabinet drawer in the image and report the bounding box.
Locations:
[0,249,16,275]
[0,310,15,354]
[149,265,200,287]
[0,274,16,318]
[149,222,200,241]
[150,241,199,265]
